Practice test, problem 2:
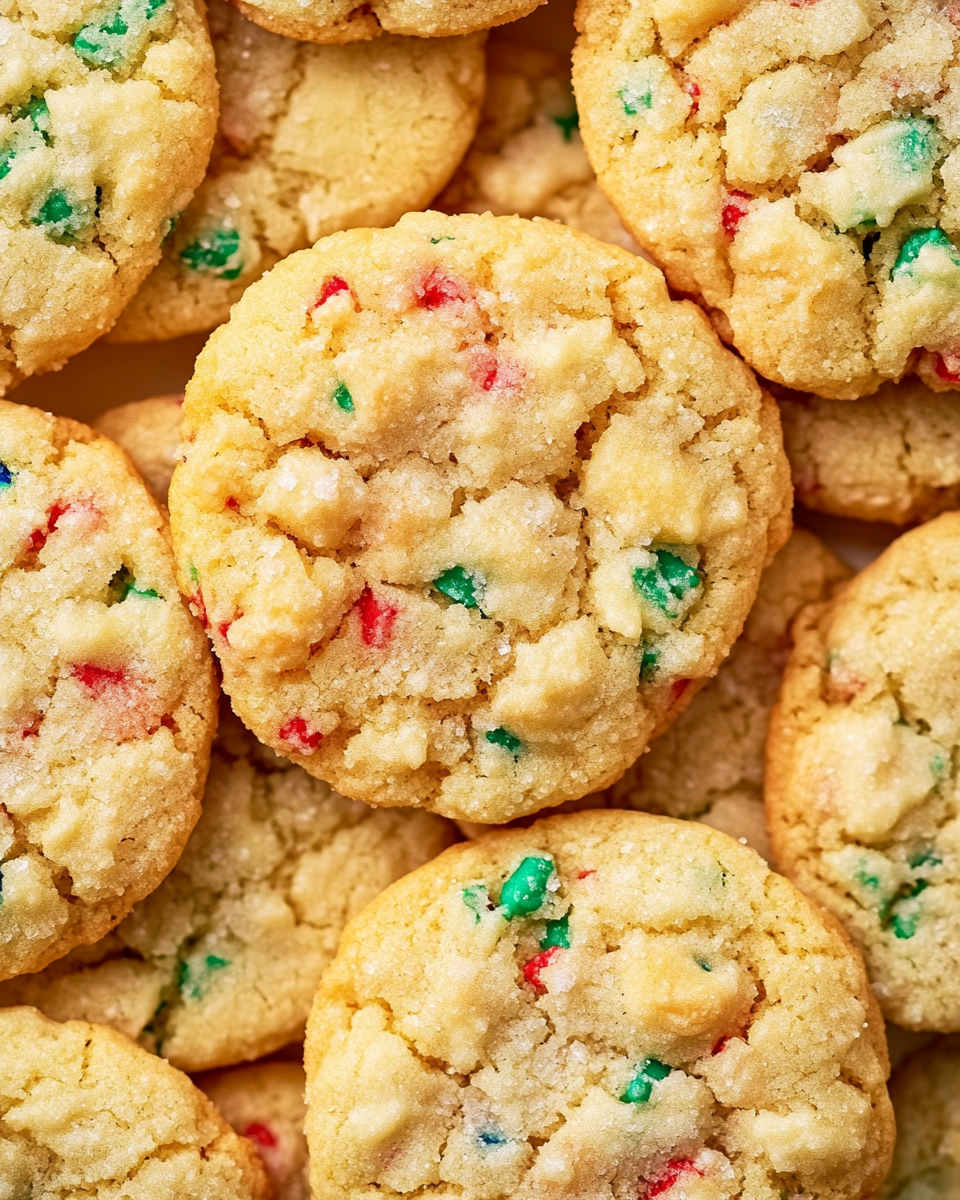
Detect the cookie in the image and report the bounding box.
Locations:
[780,381,960,526]
[0,707,455,1070]
[0,1005,270,1196]
[199,1061,310,1200]
[573,0,960,400]
[0,400,217,981]
[767,512,960,1030]
[438,39,640,256]
[304,809,893,1200]
[95,393,184,504]
[170,210,791,824]
[108,0,485,344]
[880,1037,960,1200]
[0,0,217,393]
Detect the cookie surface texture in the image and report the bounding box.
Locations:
[767,512,960,1029]
[95,393,184,504]
[0,401,216,981]
[109,0,486,342]
[880,1037,960,1200]
[573,0,960,399]
[200,1061,310,1200]
[304,809,893,1200]
[437,39,641,255]
[0,1006,270,1197]
[0,0,217,392]
[781,382,960,525]
[0,708,455,1069]
[170,211,791,824]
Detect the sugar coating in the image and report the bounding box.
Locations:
[199,1062,310,1200]
[304,809,893,1200]
[0,1006,270,1198]
[0,0,217,392]
[0,708,455,1070]
[438,39,641,256]
[781,381,960,525]
[0,400,216,981]
[95,394,184,504]
[574,0,960,400]
[767,512,960,1029]
[170,211,791,824]
[880,1037,960,1200]
[109,0,485,343]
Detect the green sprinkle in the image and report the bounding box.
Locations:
[33,189,89,241]
[500,855,555,919]
[892,908,924,940]
[433,565,482,609]
[880,879,929,938]
[462,884,489,924]
[179,226,243,279]
[430,235,455,244]
[160,212,180,246]
[553,110,579,142]
[696,957,712,972]
[898,119,937,172]
[854,868,881,891]
[891,227,960,279]
[639,642,659,681]
[108,565,161,603]
[620,84,653,116]
[0,146,14,182]
[188,564,199,583]
[540,913,570,950]
[621,1058,671,1104]
[73,0,165,67]
[633,549,701,617]
[13,95,51,141]
[205,953,229,971]
[178,952,230,999]
[332,380,354,413]
[485,726,522,758]
[908,847,942,870]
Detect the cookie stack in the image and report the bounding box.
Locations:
[1,0,959,1196]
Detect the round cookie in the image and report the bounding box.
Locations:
[573,0,960,400]
[199,1061,310,1200]
[780,381,960,526]
[767,511,960,1030]
[0,707,455,1070]
[0,0,217,393]
[170,210,792,824]
[0,1006,270,1197]
[304,809,894,1200]
[437,39,641,255]
[109,0,486,343]
[880,1037,960,1200]
[95,394,184,504]
[0,400,217,981]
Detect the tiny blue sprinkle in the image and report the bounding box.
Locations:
[478,1130,507,1147]
[0,462,11,488]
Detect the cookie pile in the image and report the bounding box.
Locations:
[1,0,959,1196]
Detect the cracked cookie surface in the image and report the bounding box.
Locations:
[767,512,960,1029]
[304,809,893,1200]
[0,1006,270,1198]
[0,400,217,981]
[574,0,960,399]
[170,211,790,824]
[109,0,485,343]
[0,0,216,391]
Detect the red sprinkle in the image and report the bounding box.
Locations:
[25,500,71,555]
[225,497,240,511]
[160,714,176,730]
[471,347,524,397]
[683,79,700,112]
[72,663,127,695]
[577,869,596,880]
[244,1122,278,1150]
[523,946,562,994]
[192,589,209,629]
[21,714,42,738]
[644,1160,703,1200]
[217,620,234,641]
[416,268,470,310]
[788,0,819,6]
[279,716,323,754]
[670,678,691,704]
[934,352,960,384]
[356,585,398,649]
[312,275,351,310]
[711,1037,730,1056]
[721,191,752,236]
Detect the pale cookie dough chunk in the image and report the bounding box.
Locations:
[0,401,217,981]
[0,709,455,1070]
[95,394,184,504]
[438,39,641,255]
[574,0,960,399]
[0,1006,270,1198]
[767,512,960,1029]
[199,1061,310,1200]
[109,0,485,343]
[0,0,217,392]
[170,211,791,824]
[880,1037,960,1200]
[781,381,960,525]
[305,809,893,1200]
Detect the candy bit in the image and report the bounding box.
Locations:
[670,678,691,705]
[540,912,570,949]
[416,268,470,309]
[433,565,482,609]
[644,1159,702,1199]
[312,275,351,310]
[711,1036,730,1056]
[721,190,752,236]
[485,727,522,758]
[332,380,354,414]
[0,462,12,489]
[356,586,398,648]
[192,588,209,629]
[683,79,700,112]
[552,110,579,142]
[621,1058,672,1104]
[108,566,161,603]
[477,1129,507,1148]
[72,663,127,695]
[21,715,42,739]
[576,869,596,880]
[891,227,960,280]
[225,496,240,511]
[500,855,555,918]
[934,352,960,384]
[523,945,562,994]
[244,1123,278,1150]
[278,715,322,754]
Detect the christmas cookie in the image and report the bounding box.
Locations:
[0,708,454,1070]
[574,0,960,399]
[109,0,485,343]
[437,40,640,255]
[95,394,184,504]
[304,809,894,1200]
[0,1006,270,1197]
[170,211,791,824]
[0,0,217,392]
[781,381,960,526]
[880,1037,960,1200]
[767,512,960,1029]
[200,1061,310,1200]
[0,401,216,981]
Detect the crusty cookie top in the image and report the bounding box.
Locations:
[305,810,893,1200]
[574,0,960,399]
[171,211,790,824]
